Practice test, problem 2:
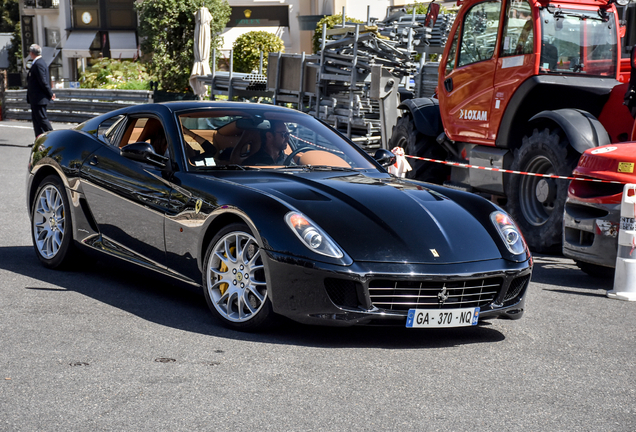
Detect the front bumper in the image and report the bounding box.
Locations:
[264,251,532,327]
[563,197,620,268]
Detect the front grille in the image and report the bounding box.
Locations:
[368,277,503,311]
[504,275,530,301]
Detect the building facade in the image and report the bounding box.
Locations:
[18,0,409,84]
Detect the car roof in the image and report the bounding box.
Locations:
[155,101,300,113]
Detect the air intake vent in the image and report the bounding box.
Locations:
[504,275,530,301]
[325,279,361,309]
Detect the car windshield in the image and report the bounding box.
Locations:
[539,8,617,77]
[176,108,377,171]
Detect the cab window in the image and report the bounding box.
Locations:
[458,1,503,67]
[500,0,533,57]
[445,29,459,75]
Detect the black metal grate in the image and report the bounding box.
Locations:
[325,278,361,309]
[368,277,503,311]
[504,275,530,301]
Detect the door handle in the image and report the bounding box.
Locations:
[444,77,453,93]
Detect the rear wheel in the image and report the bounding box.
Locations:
[202,223,274,331]
[389,115,449,184]
[31,175,76,269]
[505,127,579,253]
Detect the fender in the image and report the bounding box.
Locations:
[399,97,443,138]
[529,109,610,154]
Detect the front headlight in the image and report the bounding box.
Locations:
[285,212,344,258]
[490,211,526,255]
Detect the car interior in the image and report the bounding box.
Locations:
[178,112,351,168]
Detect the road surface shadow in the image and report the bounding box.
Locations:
[0,245,506,349]
[530,254,614,291]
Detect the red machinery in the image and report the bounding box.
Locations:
[563,143,636,275]
[393,0,633,253]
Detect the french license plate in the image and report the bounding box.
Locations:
[406,307,480,328]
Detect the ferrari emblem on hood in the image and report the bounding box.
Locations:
[195,199,202,214]
[430,249,439,257]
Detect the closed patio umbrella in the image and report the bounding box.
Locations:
[189,7,213,98]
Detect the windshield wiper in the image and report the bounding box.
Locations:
[197,164,258,171]
[545,5,607,22]
[293,165,359,172]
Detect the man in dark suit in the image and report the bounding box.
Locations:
[26,44,56,138]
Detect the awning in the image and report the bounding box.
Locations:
[41,46,60,66]
[109,31,138,59]
[62,31,97,58]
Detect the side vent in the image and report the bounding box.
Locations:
[324,278,361,309]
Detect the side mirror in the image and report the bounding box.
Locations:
[374,149,396,167]
[121,142,168,168]
[424,2,440,28]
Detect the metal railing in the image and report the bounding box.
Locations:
[1,88,153,123]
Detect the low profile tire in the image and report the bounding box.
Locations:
[202,223,274,331]
[575,260,615,278]
[505,127,579,253]
[31,175,76,269]
[389,115,449,184]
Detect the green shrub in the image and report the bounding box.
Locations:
[312,14,364,54]
[137,0,231,92]
[232,31,284,74]
[79,58,153,90]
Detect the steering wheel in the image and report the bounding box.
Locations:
[283,146,313,166]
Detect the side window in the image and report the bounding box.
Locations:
[458,1,502,67]
[118,117,169,157]
[501,0,533,57]
[98,115,125,146]
[445,29,459,76]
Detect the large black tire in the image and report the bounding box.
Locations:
[202,223,275,331]
[575,260,615,278]
[389,115,449,184]
[505,127,580,253]
[30,175,78,269]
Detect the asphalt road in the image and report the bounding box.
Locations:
[1,120,634,431]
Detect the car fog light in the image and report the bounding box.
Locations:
[285,212,344,258]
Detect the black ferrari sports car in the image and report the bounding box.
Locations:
[27,101,532,331]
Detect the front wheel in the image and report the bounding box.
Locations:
[31,175,76,269]
[505,127,579,253]
[202,223,274,331]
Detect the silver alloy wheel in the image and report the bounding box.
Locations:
[33,184,66,259]
[206,231,267,323]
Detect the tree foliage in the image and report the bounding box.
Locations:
[137,0,231,92]
[0,0,21,72]
[312,14,364,54]
[79,58,153,89]
[0,0,18,32]
[232,31,284,74]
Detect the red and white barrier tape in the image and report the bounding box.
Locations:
[403,154,626,184]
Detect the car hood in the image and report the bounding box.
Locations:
[230,171,502,264]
